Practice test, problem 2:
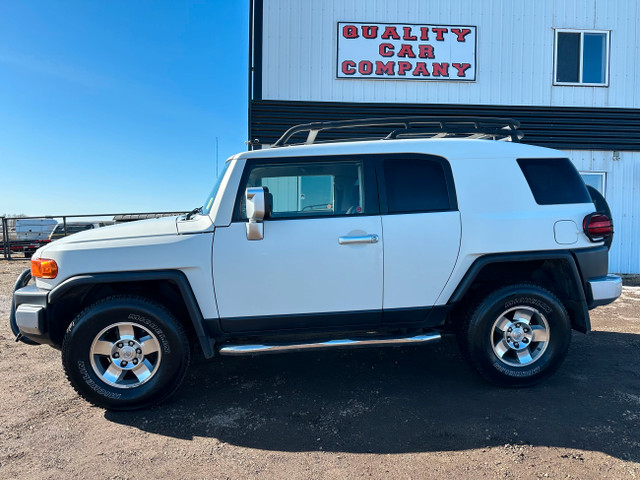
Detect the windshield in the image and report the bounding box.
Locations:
[201,161,231,215]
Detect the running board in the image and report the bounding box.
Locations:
[218,332,441,356]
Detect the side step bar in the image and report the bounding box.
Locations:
[218,332,441,356]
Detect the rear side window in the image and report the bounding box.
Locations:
[517,158,591,205]
[383,158,452,213]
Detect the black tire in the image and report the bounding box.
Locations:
[62,296,190,410]
[458,284,571,387]
[586,185,613,250]
[10,269,39,345]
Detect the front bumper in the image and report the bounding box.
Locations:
[13,284,53,345]
[588,274,623,307]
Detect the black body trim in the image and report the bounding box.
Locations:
[250,99,640,151]
[220,305,451,336]
[571,245,609,308]
[48,271,217,358]
[221,309,381,334]
[448,250,592,333]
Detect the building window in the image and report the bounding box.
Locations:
[580,172,606,196]
[554,29,609,86]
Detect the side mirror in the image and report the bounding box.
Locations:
[245,187,266,240]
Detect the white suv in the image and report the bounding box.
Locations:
[11,117,621,410]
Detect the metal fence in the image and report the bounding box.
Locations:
[1,211,187,260]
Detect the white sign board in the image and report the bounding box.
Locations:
[337,22,477,81]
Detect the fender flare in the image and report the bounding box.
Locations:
[48,270,217,357]
[448,250,591,333]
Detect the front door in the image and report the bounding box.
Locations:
[213,156,382,333]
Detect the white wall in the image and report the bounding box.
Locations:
[261,0,640,108]
[567,150,640,274]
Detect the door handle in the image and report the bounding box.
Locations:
[338,234,379,245]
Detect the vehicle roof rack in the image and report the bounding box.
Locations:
[272,116,523,147]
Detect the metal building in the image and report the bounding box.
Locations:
[248,0,640,273]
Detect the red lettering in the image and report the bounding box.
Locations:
[403,26,417,41]
[362,25,378,39]
[381,26,400,40]
[375,61,395,75]
[397,61,412,75]
[451,28,472,42]
[420,27,429,41]
[397,44,416,58]
[432,62,449,76]
[452,62,472,77]
[432,27,448,41]
[412,62,430,76]
[342,25,359,38]
[418,44,435,59]
[342,60,356,75]
[358,60,373,75]
[379,43,394,57]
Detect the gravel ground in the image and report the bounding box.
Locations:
[1,258,639,479]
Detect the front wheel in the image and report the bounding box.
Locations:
[62,296,190,410]
[458,284,571,387]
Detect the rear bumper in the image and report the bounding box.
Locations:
[588,275,623,307]
[571,246,622,309]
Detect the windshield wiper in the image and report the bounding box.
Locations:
[185,206,202,220]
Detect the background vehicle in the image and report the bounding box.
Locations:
[0,218,57,257]
[48,221,114,240]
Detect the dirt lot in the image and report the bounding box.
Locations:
[1,258,638,479]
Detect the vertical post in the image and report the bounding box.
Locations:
[3,218,12,260]
[63,216,67,237]
[1,218,7,260]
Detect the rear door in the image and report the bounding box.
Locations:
[378,154,461,319]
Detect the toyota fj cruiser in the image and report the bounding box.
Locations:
[11,117,621,410]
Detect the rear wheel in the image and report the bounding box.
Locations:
[62,296,190,410]
[458,284,571,387]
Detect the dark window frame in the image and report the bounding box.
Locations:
[232,154,380,222]
[553,28,610,87]
[375,154,458,215]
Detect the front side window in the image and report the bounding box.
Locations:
[237,159,369,220]
[554,29,609,86]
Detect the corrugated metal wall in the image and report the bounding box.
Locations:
[261,0,640,108]
[567,150,640,274]
[250,100,640,151]
[254,0,640,273]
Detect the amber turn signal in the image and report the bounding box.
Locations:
[31,258,58,279]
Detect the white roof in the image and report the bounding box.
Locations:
[236,138,564,162]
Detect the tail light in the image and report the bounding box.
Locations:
[583,213,613,242]
[31,258,58,279]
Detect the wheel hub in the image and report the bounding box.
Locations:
[490,306,550,368]
[90,322,162,388]
[505,322,531,350]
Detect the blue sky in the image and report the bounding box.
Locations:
[0,1,249,216]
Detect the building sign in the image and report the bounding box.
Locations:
[337,22,477,81]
